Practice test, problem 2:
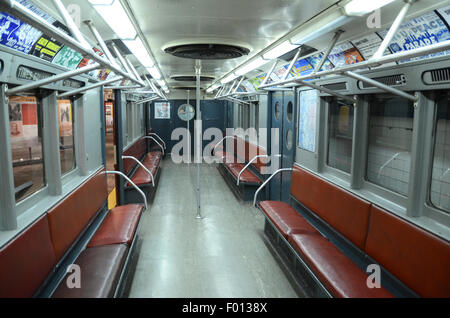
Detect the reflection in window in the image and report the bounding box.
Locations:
[366,96,414,196]
[8,95,45,202]
[58,99,75,175]
[430,95,450,213]
[327,100,354,173]
[275,101,281,120]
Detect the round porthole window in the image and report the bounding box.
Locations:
[275,101,281,120]
[286,129,293,150]
[287,101,293,122]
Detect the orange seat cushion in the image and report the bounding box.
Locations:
[88,204,143,247]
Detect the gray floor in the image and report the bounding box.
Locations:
[128,159,299,298]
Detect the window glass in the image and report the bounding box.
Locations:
[287,101,293,122]
[327,100,354,173]
[58,99,76,175]
[8,95,45,202]
[298,90,318,152]
[430,95,450,213]
[366,96,414,196]
[275,101,281,120]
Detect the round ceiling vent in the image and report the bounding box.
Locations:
[172,86,205,91]
[164,43,250,60]
[171,75,216,82]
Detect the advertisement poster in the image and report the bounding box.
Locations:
[105,102,114,133]
[437,5,450,26]
[0,12,43,54]
[377,11,450,64]
[30,21,68,62]
[290,59,314,78]
[328,42,365,67]
[351,33,393,60]
[8,96,38,139]
[306,53,334,72]
[155,102,171,119]
[58,100,73,137]
[298,90,318,153]
[53,46,83,69]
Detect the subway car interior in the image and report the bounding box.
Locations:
[0,0,449,301]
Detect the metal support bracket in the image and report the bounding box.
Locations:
[314,30,343,73]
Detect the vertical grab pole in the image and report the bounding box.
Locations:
[195,60,203,219]
[187,90,191,164]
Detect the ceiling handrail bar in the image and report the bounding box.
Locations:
[122,156,155,187]
[258,39,450,90]
[102,171,147,210]
[6,63,101,95]
[313,30,343,73]
[57,77,124,98]
[0,0,145,87]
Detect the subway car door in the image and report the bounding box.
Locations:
[281,90,296,202]
[269,91,283,201]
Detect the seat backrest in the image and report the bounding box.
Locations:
[47,169,108,261]
[365,206,450,298]
[0,215,56,298]
[123,139,147,175]
[290,165,371,250]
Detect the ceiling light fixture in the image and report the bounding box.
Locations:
[344,0,397,16]
[88,0,136,39]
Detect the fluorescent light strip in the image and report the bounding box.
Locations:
[221,73,239,84]
[89,0,136,39]
[235,57,268,76]
[263,40,299,60]
[344,0,397,16]
[123,38,154,67]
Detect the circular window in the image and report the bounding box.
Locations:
[287,101,293,122]
[275,101,281,120]
[286,129,293,150]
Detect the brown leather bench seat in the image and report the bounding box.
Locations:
[52,244,128,298]
[88,204,143,247]
[258,164,450,298]
[259,201,318,238]
[0,169,144,298]
[130,152,162,186]
[224,163,262,184]
[289,234,393,298]
[124,138,162,187]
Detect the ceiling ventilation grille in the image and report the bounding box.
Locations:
[164,44,250,60]
[322,82,347,91]
[359,74,407,89]
[422,67,450,85]
[171,75,215,82]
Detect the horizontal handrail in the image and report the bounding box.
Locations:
[213,136,235,155]
[142,136,165,156]
[122,156,155,187]
[0,0,145,87]
[148,133,166,149]
[237,155,269,186]
[102,170,147,210]
[253,168,293,207]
